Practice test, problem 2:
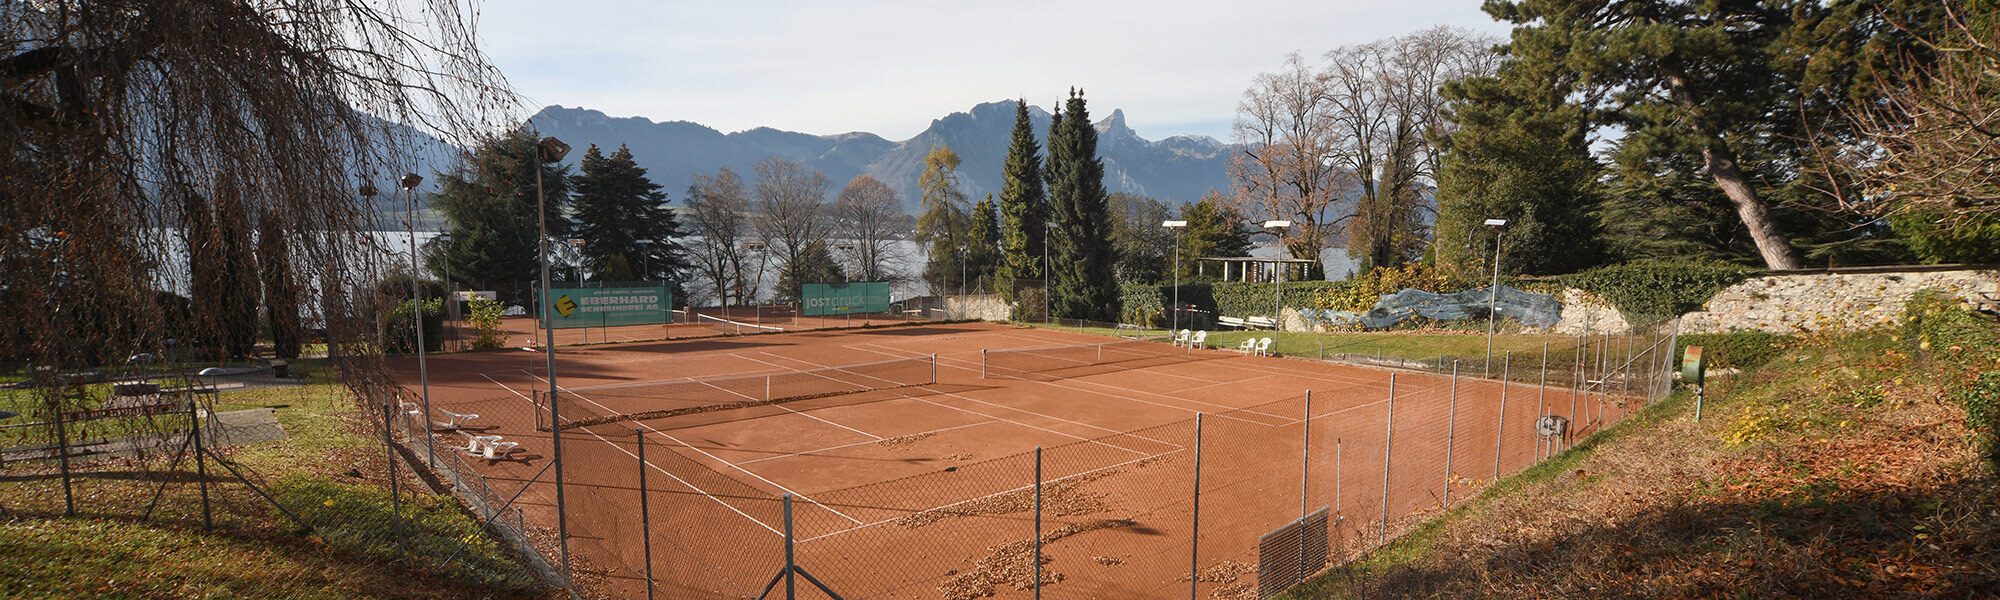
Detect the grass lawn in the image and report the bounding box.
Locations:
[0,361,547,599]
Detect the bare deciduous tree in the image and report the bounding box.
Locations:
[1230,52,1345,265]
[684,168,752,306]
[833,174,906,283]
[1829,7,2000,223]
[1230,28,1498,270]
[752,158,834,299]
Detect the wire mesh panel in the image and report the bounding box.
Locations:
[1256,507,1329,599]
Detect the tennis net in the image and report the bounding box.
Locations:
[693,312,786,334]
[551,355,936,430]
[980,337,1183,380]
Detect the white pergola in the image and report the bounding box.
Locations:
[1197,256,1318,283]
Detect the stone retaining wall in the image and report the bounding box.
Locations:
[1679,267,1999,334]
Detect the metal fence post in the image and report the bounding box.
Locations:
[1380,374,1395,543]
[981,349,988,379]
[1443,361,1459,508]
[1493,352,1510,481]
[638,428,655,600]
[1034,446,1044,600]
[55,397,74,517]
[1189,414,1203,600]
[191,397,212,529]
[382,402,404,557]
[1537,342,1549,424]
[1299,390,1311,575]
[784,493,796,600]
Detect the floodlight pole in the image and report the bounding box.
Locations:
[1263,221,1292,333]
[401,174,434,469]
[1164,221,1187,331]
[534,134,574,593]
[1483,219,1508,375]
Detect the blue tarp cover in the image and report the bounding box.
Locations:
[1299,285,1562,329]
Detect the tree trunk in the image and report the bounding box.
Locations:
[1699,140,1802,270]
[1664,73,1803,270]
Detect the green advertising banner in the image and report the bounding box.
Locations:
[539,286,671,329]
[801,282,891,316]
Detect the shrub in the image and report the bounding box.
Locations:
[383,298,443,354]
[1676,330,1790,372]
[1559,261,1752,320]
[1960,371,2000,469]
[465,297,509,350]
[1902,289,2000,367]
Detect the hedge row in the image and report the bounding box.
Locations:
[1557,261,1752,320]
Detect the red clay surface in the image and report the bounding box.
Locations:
[473,306,931,348]
[391,322,1648,600]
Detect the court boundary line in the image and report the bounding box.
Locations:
[528,373,866,526]
[847,342,1295,427]
[479,376,786,537]
[732,420,998,466]
[747,351,1174,456]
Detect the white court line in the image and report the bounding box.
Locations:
[755,349,1178,446]
[528,373,865,526]
[850,342,1291,427]
[748,351,1165,456]
[566,367,794,391]
[734,420,997,466]
[798,445,1185,543]
[480,376,783,537]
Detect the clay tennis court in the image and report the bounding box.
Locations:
[395,321,1647,599]
[481,306,931,347]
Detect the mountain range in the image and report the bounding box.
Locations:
[524,101,1239,212]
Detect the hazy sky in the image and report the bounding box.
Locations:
[478,1,1508,142]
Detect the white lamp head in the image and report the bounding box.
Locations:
[1483,218,1509,227]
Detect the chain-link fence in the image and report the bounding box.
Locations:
[429,315,1679,599]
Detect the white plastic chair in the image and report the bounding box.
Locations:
[1235,339,1256,354]
[1189,331,1208,349]
[437,409,479,430]
[1254,337,1274,356]
[484,440,519,459]
[1173,329,1191,347]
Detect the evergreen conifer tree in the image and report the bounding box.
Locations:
[1180,192,1251,279]
[995,99,1047,302]
[1044,89,1119,321]
[430,129,572,285]
[965,194,1001,293]
[570,144,690,286]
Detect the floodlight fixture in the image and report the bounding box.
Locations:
[399,173,423,191]
[1263,220,1293,228]
[1162,220,1188,228]
[1483,218,1508,227]
[537,137,571,163]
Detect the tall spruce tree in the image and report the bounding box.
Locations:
[965,193,1002,293]
[430,129,572,285]
[570,144,690,286]
[995,99,1047,302]
[1045,89,1119,321]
